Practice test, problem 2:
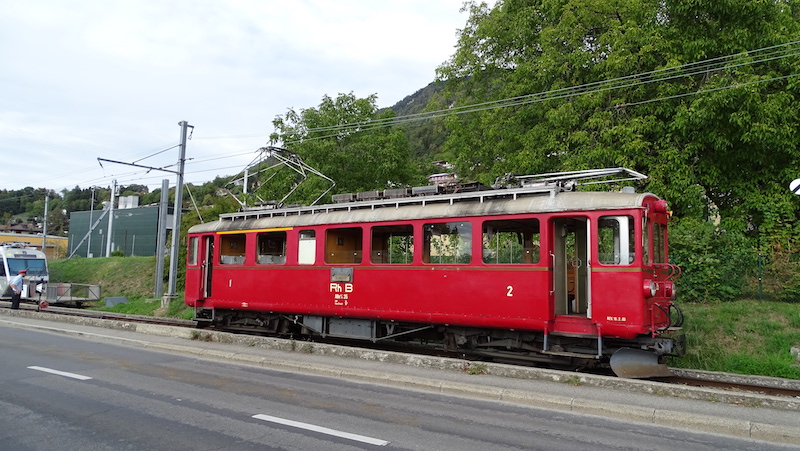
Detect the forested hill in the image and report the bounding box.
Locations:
[385,81,448,160]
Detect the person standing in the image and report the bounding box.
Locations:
[9,269,26,310]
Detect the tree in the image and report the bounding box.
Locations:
[120,184,149,195]
[0,188,25,217]
[47,207,68,236]
[268,92,424,205]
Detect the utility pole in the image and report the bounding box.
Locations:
[164,121,191,307]
[42,195,49,257]
[105,180,116,257]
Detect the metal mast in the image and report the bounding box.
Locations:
[165,121,190,304]
[105,180,116,257]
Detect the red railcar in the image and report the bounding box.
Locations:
[185,169,684,377]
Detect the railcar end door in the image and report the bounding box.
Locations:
[551,217,591,318]
[201,235,214,299]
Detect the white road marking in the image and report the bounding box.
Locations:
[252,413,389,446]
[27,366,93,381]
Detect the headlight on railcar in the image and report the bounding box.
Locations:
[643,280,658,298]
[663,280,675,299]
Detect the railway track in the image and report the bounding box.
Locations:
[8,301,800,401]
[20,303,198,328]
[666,370,800,399]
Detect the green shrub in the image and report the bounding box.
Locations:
[669,217,756,302]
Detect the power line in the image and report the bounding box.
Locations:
[616,72,800,108]
[132,143,181,164]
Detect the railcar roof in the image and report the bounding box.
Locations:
[188,190,657,234]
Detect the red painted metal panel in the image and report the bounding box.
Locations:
[193,264,553,330]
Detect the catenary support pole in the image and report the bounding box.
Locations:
[42,195,49,257]
[105,180,116,257]
[165,121,191,306]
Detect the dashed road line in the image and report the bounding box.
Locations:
[252,413,389,446]
[27,366,93,380]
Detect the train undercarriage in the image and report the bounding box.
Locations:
[194,307,685,378]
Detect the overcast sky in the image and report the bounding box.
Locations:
[0,1,468,193]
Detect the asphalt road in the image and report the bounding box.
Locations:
[1,323,797,450]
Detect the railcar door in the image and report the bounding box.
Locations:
[200,235,214,299]
[551,217,591,317]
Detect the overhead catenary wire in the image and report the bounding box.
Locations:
[132,144,181,164]
[273,40,800,142]
[615,72,800,108]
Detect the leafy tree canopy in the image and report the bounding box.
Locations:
[266,92,425,205]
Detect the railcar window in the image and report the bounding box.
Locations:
[598,216,635,265]
[219,233,246,265]
[653,222,666,263]
[298,230,316,265]
[325,227,363,264]
[7,258,47,276]
[371,225,413,264]
[257,231,287,265]
[423,222,472,264]
[188,236,199,266]
[482,219,540,264]
[643,217,650,265]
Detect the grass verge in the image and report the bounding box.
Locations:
[49,256,194,319]
[668,300,800,379]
